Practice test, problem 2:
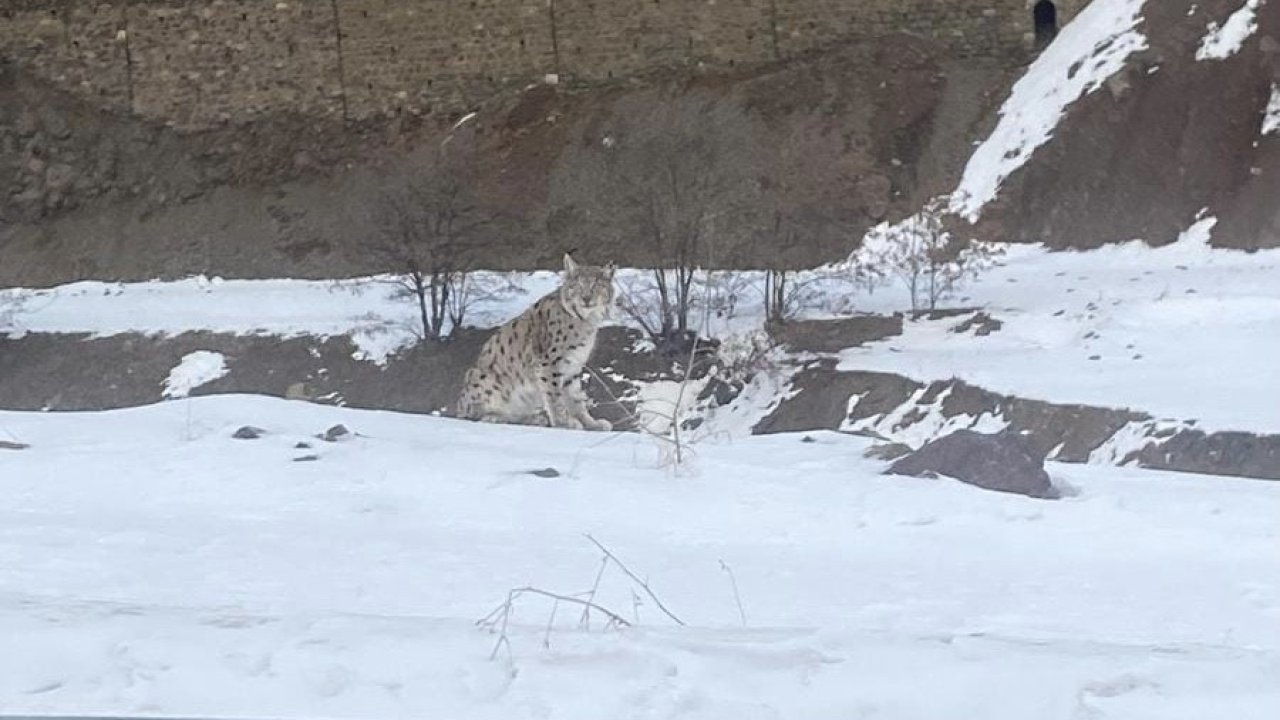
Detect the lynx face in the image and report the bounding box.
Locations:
[559,258,615,324]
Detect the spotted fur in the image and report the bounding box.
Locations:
[456,255,615,430]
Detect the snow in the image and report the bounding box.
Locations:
[1264,83,1280,136]
[845,386,1010,448]
[838,225,1280,434]
[1087,418,1188,465]
[951,0,1149,221]
[1196,0,1262,61]
[1,395,1278,718]
[0,273,553,365]
[632,377,708,435]
[161,351,230,399]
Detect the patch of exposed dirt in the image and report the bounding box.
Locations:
[0,36,1016,285]
[0,330,489,413]
[0,326,695,424]
[754,359,1280,481]
[2,328,1277,480]
[767,314,904,354]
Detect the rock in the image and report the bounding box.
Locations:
[294,441,312,449]
[293,454,320,463]
[319,424,352,442]
[527,468,561,478]
[864,442,912,461]
[887,430,1058,499]
[697,377,739,407]
[0,440,30,451]
[951,312,1003,337]
[232,425,265,440]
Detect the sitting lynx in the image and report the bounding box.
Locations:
[457,254,615,430]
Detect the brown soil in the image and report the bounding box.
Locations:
[767,314,904,354]
[0,326,679,423]
[0,37,1016,286]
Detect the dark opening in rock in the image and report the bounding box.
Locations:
[1034,1,1059,49]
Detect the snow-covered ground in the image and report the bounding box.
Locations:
[0,273,558,364]
[2,1,1276,715]
[1196,0,1262,61]
[839,225,1280,434]
[1,396,1277,718]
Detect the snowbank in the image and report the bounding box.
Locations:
[1196,0,1263,61]
[162,351,229,399]
[1,396,1277,718]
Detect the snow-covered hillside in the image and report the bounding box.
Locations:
[1,396,1277,718]
[5,222,1278,434]
[839,224,1280,434]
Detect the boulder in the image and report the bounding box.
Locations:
[231,425,265,440]
[887,430,1058,499]
[864,442,913,461]
[319,424,352,442]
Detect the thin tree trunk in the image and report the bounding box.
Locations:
[414,274,432,341]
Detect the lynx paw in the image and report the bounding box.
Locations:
[589,418,613,432]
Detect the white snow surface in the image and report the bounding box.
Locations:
[1264,83,1280,135]
[1196,0,1263,61]
[162,351,230,399]
[0,273,555,365]
[951,0,1148,220]
[1,395,1278,719]
[839,229,1280,434]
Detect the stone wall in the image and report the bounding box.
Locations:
[1,0,1082,126]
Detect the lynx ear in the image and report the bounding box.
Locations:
[605,262,617,278]
[563,253,579,274]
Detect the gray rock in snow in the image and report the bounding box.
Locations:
[887,430,1058,500]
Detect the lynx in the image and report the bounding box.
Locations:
[456,254,615,430]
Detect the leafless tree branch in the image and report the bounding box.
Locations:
[584,534,686,626]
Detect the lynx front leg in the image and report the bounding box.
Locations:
[560,375,612,432]
[536,367,584,430]
[542,390,585,430]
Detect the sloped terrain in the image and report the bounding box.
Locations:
[0,36,1014,285]
[963,0,1280,249]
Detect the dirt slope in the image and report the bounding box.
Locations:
[970,0,1280,249]
[0,38,1015,286]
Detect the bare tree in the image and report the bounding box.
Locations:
[853,195,1002,315]
[756,118,864,323]
[593,96,754,341]
[610,132,723,339]
[366,143,497,342]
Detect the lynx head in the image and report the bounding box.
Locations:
[559,253,616,323]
